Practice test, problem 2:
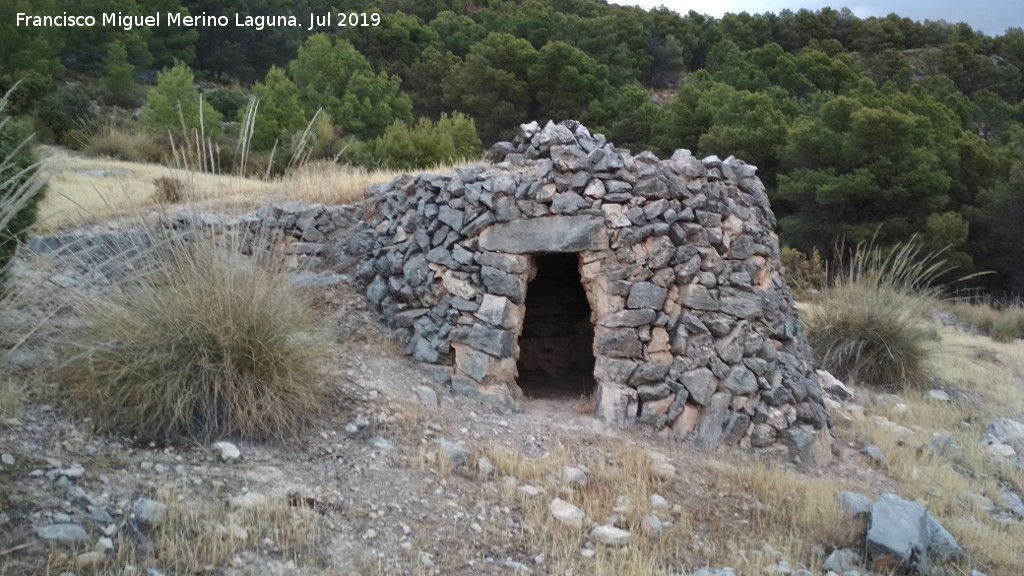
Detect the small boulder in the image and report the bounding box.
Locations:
[589,524,631,546]
[437,439,471,468]
[839,491,874,518]
[35,523,88,544]
[562,466,588,488]
[549,498,587,528]
[822,548,859,573]
[867,494,929,574]
[131,498,167,527]
[212,441,240,462]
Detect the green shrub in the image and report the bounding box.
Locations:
[803,241,946,391]
[63,233,326,443]
[245,66,307,151]
[206,89,248,120]
[36,84,97,145]
[142,61,222,138]
[369,113,482,169]
[101,41,137,106]
[0,89,46,279]
[990,315,1021,343]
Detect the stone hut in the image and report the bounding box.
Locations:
[349,120,832,463]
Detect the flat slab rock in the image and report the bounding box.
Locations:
[866,493,962,574]
[478,216,607,254]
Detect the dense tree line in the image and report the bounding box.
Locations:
[3,0,1024,294]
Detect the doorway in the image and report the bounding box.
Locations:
[516,253,596,398]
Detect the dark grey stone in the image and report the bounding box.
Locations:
[629,362,671,387]
[627,282,668,310]
[481,266,525,304]
[715,321,747,364]
[722,366,757,395]
[595,329,644,359]
[451,324,515,358]
[694,392,731,450]
[636,382,672,401]
[681,368,715,406]
[437,439,472,467]
[551,192,589,215]
[494,196,521,222]
[722,413,751,445]
[679,284,718,310]
[438,205,464,231]
[719,287,763,319]
[35,523,89,543]
[411,336,441,363]
[635,177,670,199]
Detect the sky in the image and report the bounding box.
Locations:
[606,0,1024,37]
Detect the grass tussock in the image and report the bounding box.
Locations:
[803,240,946,391]
[944,298,1024,343]
[62,231,326,443]
[989,315,1021,343]
[85,125,166,164]
[144,483,322,573]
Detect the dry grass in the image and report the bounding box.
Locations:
[831,324,1024,573]
[803,241,947,391]
[61,229,328,444]
[143,482,322,573]
[39,481,324,575]
[84,125,166,164]
[468,440,871,575]
[35,149,469,233]
[945,298,1024,343]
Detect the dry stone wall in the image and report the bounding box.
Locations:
[348,120,832,463]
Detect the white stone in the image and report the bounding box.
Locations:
[562,466,588,487]
[212,441,240,462]
[517,485,543,497]
[230,492,267,510]
[589,524,631,546]
[549,498,587,528]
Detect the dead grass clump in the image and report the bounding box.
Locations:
[119,482,322,573]
[62,232,326,443]
[945,298,1024,342]
[804,240,946,391]
[989,315,1021,343]
[86,125,166,164]
[780,246,827,295]
[152,176,184,204]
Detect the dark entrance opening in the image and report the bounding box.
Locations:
[517,253,596,399]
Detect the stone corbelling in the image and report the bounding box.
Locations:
[347,120,833,466]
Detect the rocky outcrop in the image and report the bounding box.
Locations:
[347,120,831,459]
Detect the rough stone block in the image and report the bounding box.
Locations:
[450,324,515,358]
[597,383,638,427]
[478,216,607,253]
[595,328,644,359]
[481,266,526,304]
[474,294,521,329]
[627,282,668,310]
